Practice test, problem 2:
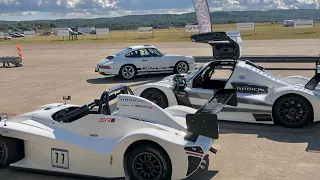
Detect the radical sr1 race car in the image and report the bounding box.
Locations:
[0,85,237,180]
[95,45,196,80]
[134,31,320,128]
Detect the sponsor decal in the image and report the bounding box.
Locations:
[119,98,143,102]
[141,66,170,70]
[99,118,115,123]
[232,82,268,94]
[135,105,153,109]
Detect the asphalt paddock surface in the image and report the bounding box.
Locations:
[1,39,320,180]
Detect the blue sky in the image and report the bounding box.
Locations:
[0,0,319,21]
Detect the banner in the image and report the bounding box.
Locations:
[0,32,4,38]
[57,30,69,36]
[294,20,313,28]
[237,23,255,30]
[24,31,35,38]
[192,0,212,33]
[138,27,153,34]
[185,25,199,32]
[96,28,110,35]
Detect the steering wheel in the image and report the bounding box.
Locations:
[194,75,203,87]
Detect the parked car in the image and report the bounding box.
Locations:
[95,45,196,80]
[134,31,320,128]
[0,85,237,179]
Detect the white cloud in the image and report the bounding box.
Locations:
[0,0,319,20]
[0,11,38,16]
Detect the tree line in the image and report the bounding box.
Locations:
[0,9,319,31]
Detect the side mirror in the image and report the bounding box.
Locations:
[0,113,8,126]
[63,96,71,104]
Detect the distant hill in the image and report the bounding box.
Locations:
[0,9,320,31]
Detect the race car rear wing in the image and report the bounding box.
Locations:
[190,31,242,60]
[184,88,237,142]
[305,61,320,90]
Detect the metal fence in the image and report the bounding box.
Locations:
[1,22,320,43]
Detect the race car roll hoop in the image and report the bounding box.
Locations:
[57,85,134,123]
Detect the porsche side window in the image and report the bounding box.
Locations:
[147,48,162,57]
[125,50,142,58]
[138,48,152,57]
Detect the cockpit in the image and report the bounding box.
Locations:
[52,85,133,123]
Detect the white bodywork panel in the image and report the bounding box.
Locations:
[0,94,214,179]
[134,60,320,124]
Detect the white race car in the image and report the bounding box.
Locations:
[0,85,237,180]
[95,45,196,80]
[134,31,320,128]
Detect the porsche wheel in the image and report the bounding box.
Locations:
[141,89,168,109]
[273,94,313,128]
[120,65,136,80]
[174,61,189,74]
[125,144,172,180]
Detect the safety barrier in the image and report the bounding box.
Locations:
[1,43,23,67]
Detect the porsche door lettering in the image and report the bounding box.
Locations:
[231,82,268,94]
[51,148,69,169]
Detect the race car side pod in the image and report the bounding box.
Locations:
[305,61,320,90]
[184,88,237,145]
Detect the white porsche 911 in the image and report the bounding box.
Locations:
[95,45,196,80]
[134,31,320,128]
[0,85,237,180]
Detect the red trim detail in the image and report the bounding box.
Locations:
[186,151,203,158]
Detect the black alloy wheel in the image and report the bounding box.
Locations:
[273,94,312,128]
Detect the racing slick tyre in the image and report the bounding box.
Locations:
[141,89,169,109]
[0,136,23,169]
[174,61,189,74]
[273,94,313,128]
[119,65,137,80]
[125,144,172,180]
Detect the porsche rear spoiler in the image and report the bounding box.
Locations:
[190,31,242,60]
[305,61,320,90]
[184,88,237,142]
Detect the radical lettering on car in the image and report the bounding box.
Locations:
[231,82,268,94]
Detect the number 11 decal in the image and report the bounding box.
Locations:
[51,148,69,169]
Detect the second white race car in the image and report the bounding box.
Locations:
[134,31,320,128]
[95,45,196,80]
[0,85,237,179]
